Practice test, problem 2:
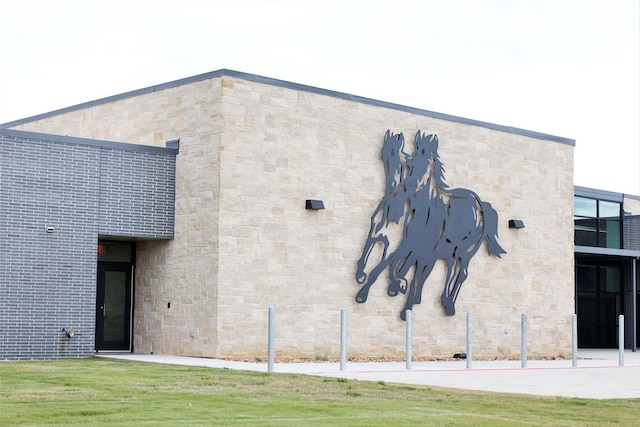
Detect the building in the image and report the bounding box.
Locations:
[574,187,639,349]
[1,69,637,360]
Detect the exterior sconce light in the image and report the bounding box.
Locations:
[45,226,55,233]
[305,200,325,210]
[509,219,525,229]
[63,328,75,339]
[165,138,180,152]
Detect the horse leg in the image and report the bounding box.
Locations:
[356,233,389,284]
[400,260,435,320]
[387,250,415,297]
[413,258,437,306]
[440,257,470,316]
[399,269,418,321]
[399,272,421,321]
[356,203,387,284]
[440,256,459,316]
[387,279,405,297]
[355,256,392,303]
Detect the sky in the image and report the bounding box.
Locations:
[1,0,638,195]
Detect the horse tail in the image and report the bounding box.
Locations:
[480,201,507,258]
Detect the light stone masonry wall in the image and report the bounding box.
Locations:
[624,196,640,215]
[12,74,575,359]
[12,79,224,357]
[213,77,574,360]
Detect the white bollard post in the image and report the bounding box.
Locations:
[466,312,473,369]
[521,313,527,368]
[268,306,275,372]
[619,314,624,366]
[406,310,412,370]
[572,314,578,367]
[340,308,347,371]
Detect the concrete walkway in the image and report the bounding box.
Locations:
[97,349,640,399]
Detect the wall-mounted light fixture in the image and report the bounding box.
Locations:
[45,226,55,233]
[305,199,325,210]
[509,219,525,229]
[165,138,180,152]
[62,328,75,339]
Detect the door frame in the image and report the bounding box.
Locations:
[95,261,134,352]
[575,260,624,348]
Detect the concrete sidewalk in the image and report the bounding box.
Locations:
[97,349,640,399]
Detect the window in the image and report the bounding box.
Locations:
[574,197,621,248]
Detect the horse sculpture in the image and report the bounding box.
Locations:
[355,130,409,289]
[355,130,506,319]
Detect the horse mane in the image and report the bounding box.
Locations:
[431,150,449,191]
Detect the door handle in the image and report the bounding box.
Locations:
[100,304,105,317]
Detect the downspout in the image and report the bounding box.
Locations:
[633,257,637,352]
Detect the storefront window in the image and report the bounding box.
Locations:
[574,197,622,249]
[574,197,597,217]
[599,201,621,218]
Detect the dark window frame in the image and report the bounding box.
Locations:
[574,197,623,249]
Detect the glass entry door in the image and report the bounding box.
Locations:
[576,263,622,348]
[96,262,132,351]
[96,240,135,352]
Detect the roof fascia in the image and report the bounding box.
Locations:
[0,128,178,155]
[1,69,575,146]
[574,186,627,202]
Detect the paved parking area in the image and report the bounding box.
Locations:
[98,349,640,399]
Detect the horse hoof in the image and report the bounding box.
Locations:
[355,272,367,284]
[355,292,368,304]
[387,281,400,296]
[400,310,406,321]
[444,306,455,316]
[399,280,407,294]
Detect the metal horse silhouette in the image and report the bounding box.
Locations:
[355,130,506,319]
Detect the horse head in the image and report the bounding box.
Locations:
[414,130,438,156]
[414,130,448,193]
[406,131,440,193]
[382,131,408,196]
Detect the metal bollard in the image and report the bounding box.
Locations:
[340,308,347,371]
[406,310,412,370]
[521,313,527,368]
[268,306,275,372]
[466,312,473,369]
[619,314,624,366]
[572,314,578,367]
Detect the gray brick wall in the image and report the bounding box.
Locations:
[622,214,639,348]
[99,148,175,238]
[0,133,175,359]
[623,214,640,250]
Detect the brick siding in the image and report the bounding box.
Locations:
[0,133,175,359]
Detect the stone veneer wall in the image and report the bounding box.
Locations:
[9,78,223,357]
[9,74,575,359]
[623,196,640,214]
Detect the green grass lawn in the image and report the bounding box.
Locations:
[0,358,638,426]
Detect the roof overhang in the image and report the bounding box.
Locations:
[575,245,640,258]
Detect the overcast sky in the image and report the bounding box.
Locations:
[1,0,638,195]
